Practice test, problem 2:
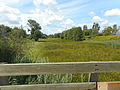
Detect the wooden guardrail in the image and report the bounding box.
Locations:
[0,61,120,90]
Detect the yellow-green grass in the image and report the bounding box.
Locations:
[92,35,120,40]
[27,37,120,82]
[29,38,120,62]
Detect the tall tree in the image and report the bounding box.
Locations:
[112,24,118,35]
[73,27,84,41]
[103,27,113,36]
[27,19,42,41]
[92,23,100,36]
[92,23,100,31]
[62,27,84,41]
[83,25,88,30]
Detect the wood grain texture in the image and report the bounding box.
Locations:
[0,82,96,90]
[0,62,9,86]
[0,61,120,76]
[98,81,120,90]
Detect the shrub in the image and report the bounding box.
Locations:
[62,27,84,41]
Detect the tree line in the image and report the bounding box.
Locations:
[1,19,119,42]
[0,19,48,42]
[48,27,85,41]
[49,23,119,41]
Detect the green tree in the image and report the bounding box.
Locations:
[33,30,42,41]
[63,30,68,40]
[41,34,48,39]
[112,24,118,35]
[103,27,113,36]
[73,27,84,41]
[27,19,42,41]
[62,27,84,41]
[48,34,54,38]
[83,25,88,30]
[83,29,92,36]
[60,32,64,39]
[54,33,61,38]
[92,23,100,36]
[0,25,12,38]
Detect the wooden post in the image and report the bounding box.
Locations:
[97,81,120,90]
[89,73,99,82]
[0,62,9,86]
[0,77,9,86]
[88,73,99,90]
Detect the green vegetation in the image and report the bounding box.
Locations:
[0,19,120,84]
[28,19,44,41]
[28,36,120,82]
[29,38,120,62]
[61,27,84,41]
[51,23,119,40]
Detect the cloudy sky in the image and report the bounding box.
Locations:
[0,0,120,34]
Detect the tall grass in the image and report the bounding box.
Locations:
[91,35,120,40]
[0,37,80,85]
[2,35,120,84]
[29,38,120,62]
[28,37,120,82]
[0,38,26,63]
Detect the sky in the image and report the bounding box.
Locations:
[0,0,120,34]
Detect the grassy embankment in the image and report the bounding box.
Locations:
[27,35,120,82]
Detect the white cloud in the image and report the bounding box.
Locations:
[0,3,20,14]
[33,0,57,6]
[89,11,96,16]
[104,9,120,16]
[33,0,42,6]
[101,20,117,27]
[91,15,118,31]
[2,0,119,35]
[64,19,74,25]
[61,4,87,16]
[59,0,87,9]
[109,22,117,26]
[0,0,64,31]
[30,0,64,28]
[92,16,103,22]
[101,20,109,26]
[0,0,89,34]
[0,3,21,26]
[78,23,93,29]
[43,0,57,5]
[56,19,76,31]
[28,9,64,26]
[0,0,20,5]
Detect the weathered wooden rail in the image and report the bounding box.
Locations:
[0,61,120,90]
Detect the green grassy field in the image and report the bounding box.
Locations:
[27,35,120,82]
[28,37,120,62]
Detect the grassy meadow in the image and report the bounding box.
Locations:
[26,35,120,82]
[28,35,120,62]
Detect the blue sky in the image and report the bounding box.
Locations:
[0,0,120,34]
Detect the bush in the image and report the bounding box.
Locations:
[62,27,84,41]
